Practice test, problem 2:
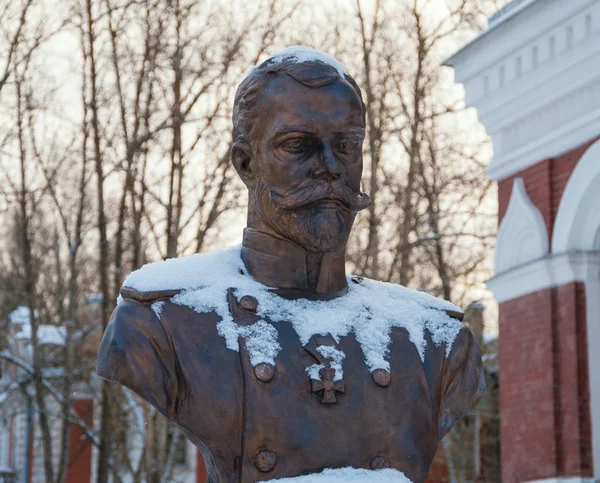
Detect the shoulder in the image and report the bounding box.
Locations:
[437,325,485,440]
[350,275,463,319]
[350,275,464,339]
[96,296,182,416]
[96,297,172,378]
[119,246,244,302]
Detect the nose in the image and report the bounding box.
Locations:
[312,142,341,181]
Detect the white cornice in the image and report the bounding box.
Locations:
[487,251,600,303]
[444,0,540,68]
[486,77,600,180]
[446,0,600,180]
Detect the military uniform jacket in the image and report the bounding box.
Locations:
[96,250,485,483]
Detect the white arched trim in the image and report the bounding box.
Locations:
[495,177,549,274]
[550,138,600,479]
[552,139,600,252]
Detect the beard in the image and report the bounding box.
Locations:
[253,178,371,253]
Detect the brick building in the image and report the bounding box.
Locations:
[447,0,600,481]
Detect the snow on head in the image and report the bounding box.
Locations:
[254,46,347,77]
[264,467,412,483]
[122,246,463,372]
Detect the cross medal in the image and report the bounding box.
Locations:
[310,367,345,404]
[304,334,346,405]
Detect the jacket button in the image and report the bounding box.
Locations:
[239,295,258,313]
[254,449,277,472]
[370,455,390,469]
[372,369,391,387]
[254,363,275,383]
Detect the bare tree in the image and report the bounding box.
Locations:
[0,0,35,98]
[0,1,504,481]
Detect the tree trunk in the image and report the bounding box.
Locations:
[83,0,112,480]
[17,76,55,483]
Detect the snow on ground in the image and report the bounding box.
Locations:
[122,246,463,373]
[263,467,412,483]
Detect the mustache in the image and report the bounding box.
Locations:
[268,181,371,212]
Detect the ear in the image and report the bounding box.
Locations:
[231,141,256,188]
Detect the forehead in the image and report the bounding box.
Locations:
[252,75,364,140]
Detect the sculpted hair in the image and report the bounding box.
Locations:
[232,58,365,145]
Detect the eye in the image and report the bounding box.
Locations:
[281,138,314,155]
[336,138,361,153]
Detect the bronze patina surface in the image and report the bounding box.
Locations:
[96,50,485,483]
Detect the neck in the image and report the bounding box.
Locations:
[241,228,348,300]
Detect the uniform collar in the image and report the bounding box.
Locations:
[241,228,348,299]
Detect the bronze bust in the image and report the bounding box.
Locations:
[96,47,484,483]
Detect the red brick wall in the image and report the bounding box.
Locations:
[65,399,94,483]
[425,445,450,482]
[498,283,592,482]
[498,137,599,244]
[555,282,592,477]
[499,287,557,482]
[197,451,207,483]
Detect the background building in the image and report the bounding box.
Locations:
[447,0,600,481]
[0,306,201,483]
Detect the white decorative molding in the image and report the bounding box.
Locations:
[553,139,600,252]
[495,178,549,273]
[488,0,538,28]
[586,272,600,481]
[487,251,600,302]
[445,0,600,180]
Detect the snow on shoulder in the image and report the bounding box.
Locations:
[264,467,412,483]
[252,46,347,77]
[122,246,463,372]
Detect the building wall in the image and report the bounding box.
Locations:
[66,399,94,483]
[498,282,593,482]
[491,136,600,482]
[498,287,556,481]
[447,0,600,473]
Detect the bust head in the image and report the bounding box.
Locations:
[231,47,371,253]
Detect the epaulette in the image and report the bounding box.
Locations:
[444,309,464,322]
[120,286,182,305]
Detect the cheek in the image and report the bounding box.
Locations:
[346,158,363,190]
[260,152,308,189]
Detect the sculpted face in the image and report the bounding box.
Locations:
[236,73,370,252]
